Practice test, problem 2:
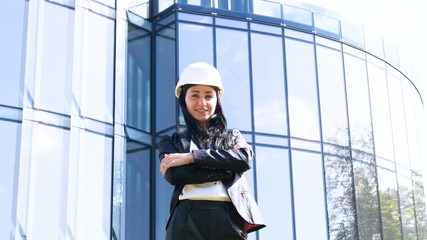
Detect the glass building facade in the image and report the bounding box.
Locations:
[1,0,426,239]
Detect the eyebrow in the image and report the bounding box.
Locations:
[189,90,214,94]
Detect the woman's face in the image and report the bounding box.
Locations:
[185,85,217,128]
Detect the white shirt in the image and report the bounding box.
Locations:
[179,140,231,202]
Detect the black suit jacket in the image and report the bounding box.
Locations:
[158,129,266,233]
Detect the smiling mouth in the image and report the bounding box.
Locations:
[196,109,208,113]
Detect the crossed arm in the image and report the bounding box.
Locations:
[158,135,253,185]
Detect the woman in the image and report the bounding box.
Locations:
[158,62,265,240]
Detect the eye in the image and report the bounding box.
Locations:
[205,95,214,99]
[191,94,199,98]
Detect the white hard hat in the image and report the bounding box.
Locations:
[175,62,224,98]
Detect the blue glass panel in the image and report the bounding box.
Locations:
[155,149,174,240]
[367,62,394,161]
[316,43,349,146]
[215,17,247,29]
[256,146,293,240]
[156,26,176,132]
[127,25,151,133]
[343,51,374,157]
[283,4,313,31]
[314,12,340,40]
[0,121,21,238]
[0,0,27,108]
[29,124,70,239]
[251,32,287,135]
[178,23,213,73]
[292,150,327,240]
[126,147,150,239]
[216,28,252,131]
[286,37,320,141]
[80,10,115,124]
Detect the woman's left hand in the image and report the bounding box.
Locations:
[160,152,194,175]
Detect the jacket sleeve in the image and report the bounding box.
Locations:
[158,134,233,185]
[192,130,253,172]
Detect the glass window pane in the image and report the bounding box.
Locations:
[256,146,293,240]
[75,130,112,238]
[367,63,394,161]
[29,124,70,239]
[316,44,349,146]
[178,23,213,74]
[397,175,417,239]
[324,155,357,239]
[251,33,287,135]
[0,121,21,238]
[364,27,384,58]
[353,161,381,239]
[216,28,251,131]
[413,174,427,238]
[314,13,340,39]
[156,26,176,132]
[344,52,374,157]
[127,25,151,132]
[286,37,320,141]
[388,73,410,169]
[283,4,313,31]
[341,21,364,49]
[37,2,73,114]
[252,0,281,19]
[155,148,174,240]
[80,10,115,124]
[377,168,403,240]
[0,0,27,108]
[292,150,327,240]
[402,83,421,173]
[125,147,150,239]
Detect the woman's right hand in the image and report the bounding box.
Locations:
[160,152,194,175]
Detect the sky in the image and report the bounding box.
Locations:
[294,0,427,200]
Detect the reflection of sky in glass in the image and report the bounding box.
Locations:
[80,10,115,124]
[292,150,327,240]
[367,63,394,160]
[178,23,213,74]
[38,2,73,115]
[251,32,287,135]
[30,124,70,239]
[344,52,373,154]
[402,83,421,172]
[216,28,252,131]
[0,0,27,108]
[286,37,320,140]
[256,146,293,240]
[156,33,176,132]
[316,44,349,146]
[0,121,20,238]
[388,73,411,169]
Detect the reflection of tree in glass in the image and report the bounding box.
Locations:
[325,129,381,240]
[379,187,402,240]
[325,154,357,240]
[324,129,427,240]
[413,174,427,239]
[353,162,382,240]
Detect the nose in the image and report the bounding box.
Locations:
[199,97,207,105]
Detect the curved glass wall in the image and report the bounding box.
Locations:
[1,0,426,240]
[151,3,426,240]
